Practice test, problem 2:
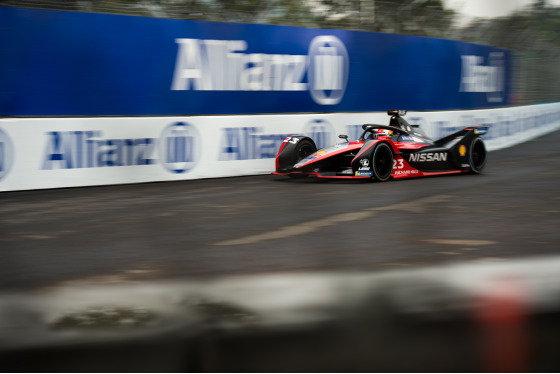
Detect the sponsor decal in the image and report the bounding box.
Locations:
[408,152,448,162]
[159,122,201,174]
[376,129,392,136]
[459,145,467,157]
[42,131,156,170]
[474,128,488,135]
[306,35,349,105]
[220,127,291,160]
[358,158,371,170]
[316,151,327,155]
[399,135,415,142]
[459,52,505,103]
[171,35,349,106]
[0,128,14,181]
[41,122,201,174]
[394,169,420,175]
[355,170,373,176]
[284,136,301,144]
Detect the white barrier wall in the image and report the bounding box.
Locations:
[1,103,559,191]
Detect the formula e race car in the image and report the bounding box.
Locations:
[272,110,487,181]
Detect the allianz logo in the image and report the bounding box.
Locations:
[459,52,505,103]
[171,35,349,105]
[41,123,201,174]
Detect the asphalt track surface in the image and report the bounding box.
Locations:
[1,130,559,291]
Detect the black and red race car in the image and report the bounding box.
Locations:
[272,110,487,181]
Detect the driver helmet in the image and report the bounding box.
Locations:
[376,129,393,137]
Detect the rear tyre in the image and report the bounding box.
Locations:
[469,137,487,174]
[372,143,393,182]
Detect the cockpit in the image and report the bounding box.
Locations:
[357,110,435,145]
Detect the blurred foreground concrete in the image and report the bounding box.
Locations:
[2,255,560,372]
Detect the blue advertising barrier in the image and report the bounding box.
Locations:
[0,6,511,116]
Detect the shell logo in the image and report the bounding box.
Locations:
[459,145,467,157]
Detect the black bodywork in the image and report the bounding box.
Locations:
[274,110,488,181]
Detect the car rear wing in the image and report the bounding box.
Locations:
[434,126,488,146]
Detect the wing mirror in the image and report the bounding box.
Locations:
[338,134,349,142]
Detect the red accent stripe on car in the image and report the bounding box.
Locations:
[275,138,290,170]
[351,141,378,164]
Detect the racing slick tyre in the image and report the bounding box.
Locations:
[289,139,317,179]
[372,142,393,182]
[294,139,317,162]
[468,137,487,174]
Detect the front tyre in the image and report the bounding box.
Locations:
[288,139,317,179]
[469,137,487,174]
[294,139,316,163]
[372,143,393,182]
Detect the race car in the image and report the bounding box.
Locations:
[272,110,487,181]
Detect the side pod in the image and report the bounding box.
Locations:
[350,139,378,176]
